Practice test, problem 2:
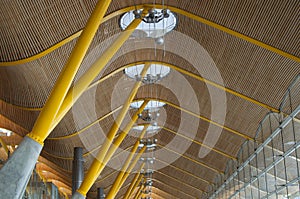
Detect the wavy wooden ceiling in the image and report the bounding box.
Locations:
[0,0,299,198]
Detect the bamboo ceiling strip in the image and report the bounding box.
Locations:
[152,179,196,199]
[0,25,298,111]
[1,1,298,63]
[146,192,170,199]
[152,187,182,199]
[156,158,212,185]
[46,96,246,162]
[155,170,204,196]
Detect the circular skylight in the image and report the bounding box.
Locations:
[120,8,177,38]
[124,64,171,84]
[130,100,166,110]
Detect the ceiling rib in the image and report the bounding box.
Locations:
[161,126,236,160]
[153,179,197,199]
[1,60,278,117]
[157,143,223,174]
[1,4,298,67]
[156,158,213,185]
[43,100,243,164]
[48,106,122,140]
[156,170,206,194]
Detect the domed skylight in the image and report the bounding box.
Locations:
[124,63,170,84]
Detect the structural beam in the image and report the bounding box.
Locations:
[47,99,242,162]
[156,98,253,140]
[2,5,298,66]
[27,0,113,145]
[74,101,148,197]
[54,61,255,141]
[116,151,145,192]
[157,143,223,174]
[156,158,212,185]
[48,106,122,140]
[123,168,144,199]
[73,64,150,196]
[156,171,205,194]
[106,146,146,199]
[7,60,279,123]
[6,58,275,143]
[133,185,144,199]
[153,179,196,199]
[0,0,112,198]
[106,126,149,198]
[161,126,236,159]
[49,17,148,134]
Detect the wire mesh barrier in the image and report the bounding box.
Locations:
[208,75,300,199]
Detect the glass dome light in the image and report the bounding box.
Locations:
[130,100,166,111]
[124,64,171,84]
[120,8,177,40]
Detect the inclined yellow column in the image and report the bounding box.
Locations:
[106,146,147,199]
[133,185,144,199]
[106,125,149,198]
[27,0,113,144]
[123,164,144,199]
[76,99,149,196]
[50,10,150,132]
[75,64,150,196]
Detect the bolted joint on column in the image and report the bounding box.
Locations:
[26,133,45,146]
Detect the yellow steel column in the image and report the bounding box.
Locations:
[76,100,149,196]
[106,146,147,199]
[0,137,9,155]
[75,64,150,196]
[123,164,144,199]
[50,10,150,132]
[134,185,145,199]
[106,125,149,198]
[133,185,144,199]
[91,100,149,176]
[90,63,150,167]
[26,0,113,144]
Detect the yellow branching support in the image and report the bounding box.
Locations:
[27,0,113,145]
[134,185,145,199]
[106,146,146,199]
[49,16,148,133]
[106,125,149,199]
[75,64,151,195]
[123,164,144,199]
[76,101,148,196]
[133,184,144,199]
